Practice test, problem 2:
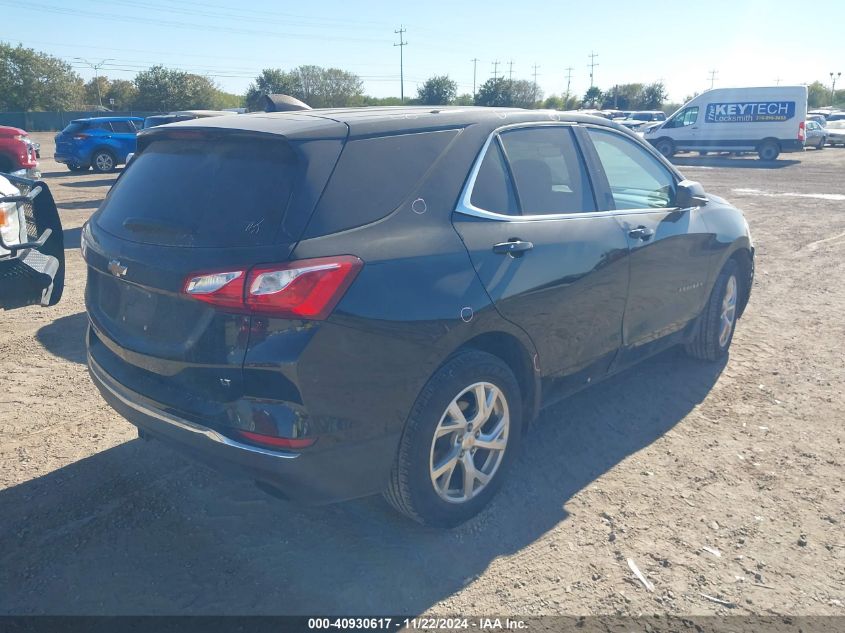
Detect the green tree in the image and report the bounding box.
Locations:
[245,66,363,110]
[510,79,542,108]
[475,77,512,107]
[105,79,138,110]
[362,95,404,106]
[133,65,218,111]
[0,42,83,110]
[639,82,668,109]
[807,81,829,108]
[543,95,564,110]
[245,68,300,111]
[582,86,603,108]
[416,75,457,105]
[83,76,111,108]
[454,93,474,106]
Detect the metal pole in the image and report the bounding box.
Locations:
[471,58,479,98]
[394,26,407,103]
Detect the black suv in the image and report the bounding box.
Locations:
[83,107,753,527]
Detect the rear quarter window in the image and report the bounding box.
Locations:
[61,122,87,134]
[303,129,459,238]
[96,135,298,247]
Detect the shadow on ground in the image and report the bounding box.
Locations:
[670,155,801,169]
[0,346,725,614]
[57,200,102,211]
[63,227,81,250]
[58,178,118,189]
[35,312,88,365]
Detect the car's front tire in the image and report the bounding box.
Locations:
[685,259,741,361]
[655,138,675,158]
[384,350,523,527]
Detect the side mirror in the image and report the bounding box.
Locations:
[675,179,708,208]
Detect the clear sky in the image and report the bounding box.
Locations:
[3,0,844,104]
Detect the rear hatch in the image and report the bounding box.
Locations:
[84,119,347,423]
[55,121,85,155]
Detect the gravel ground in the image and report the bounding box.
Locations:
[0,133,843,615]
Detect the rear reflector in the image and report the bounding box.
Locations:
[798,121,805,141]
[183,255,363,320]
[236,429,316,449]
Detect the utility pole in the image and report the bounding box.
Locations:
[774,77,782,86]
[394,26,407,103]
[564,66,573,103]
[532,63,540,103]
[708,69,718,90]
[831,72,842,106]
[74,57,113,108]
[492,60,500,80]
[471,58,479,98]
[587,51,599,88]
[508,60,514,82]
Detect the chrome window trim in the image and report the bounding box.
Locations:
[455,121,681,222]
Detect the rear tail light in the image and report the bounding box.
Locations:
[183,255,363,320]
[798,121,805,142]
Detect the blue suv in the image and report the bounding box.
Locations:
[54,117,143,173]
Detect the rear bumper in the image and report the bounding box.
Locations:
[88,353,400,504]
[779,139,804,153]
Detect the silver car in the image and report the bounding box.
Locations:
[825,120,845,147]
[805,120,827,149]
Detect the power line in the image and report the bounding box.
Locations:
[708,69,718,90]
[394,25,407,103]
[588,51,599,88]
[492,60,500,80]
[74,57,112,107]
[564,66,573,101]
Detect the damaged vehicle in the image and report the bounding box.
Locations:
[0,173,64,310]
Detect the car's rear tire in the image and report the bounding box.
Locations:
[91,150,116,173]
[655,138,675,158]
[757,141,780,161]
[685,258,741,362]
[384,350,523,527]
[817,138,825,149]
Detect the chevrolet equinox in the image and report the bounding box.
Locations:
[83,107,753,527]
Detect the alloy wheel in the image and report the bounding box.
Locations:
[429,382,509,504]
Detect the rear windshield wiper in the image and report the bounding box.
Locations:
[122,217,195,237]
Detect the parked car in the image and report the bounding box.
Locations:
[0,173,64,310]
[54,117,143,173]
[83,107,754,527]
[825,120,845,146]
[826,113,845,122]
[618,111,668,131]
[804,120,827,149]
[0,125,39,176]
[142,110,234,129]
[644,86,808,160]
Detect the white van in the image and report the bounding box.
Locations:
[643,86,808,160]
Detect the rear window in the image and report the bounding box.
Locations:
[97,135,297,247]
[303,129,459,238]
[61,122,87,134]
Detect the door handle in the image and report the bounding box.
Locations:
[493,240,534,256]
[628,226,655,241]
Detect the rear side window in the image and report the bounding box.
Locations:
[97,136,297,247]
[470,141,518,215]
[499,126,596,214]
[304,129,458,238]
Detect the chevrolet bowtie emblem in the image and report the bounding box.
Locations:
[108,259,128,277]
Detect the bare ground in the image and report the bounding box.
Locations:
[0,133,842,615]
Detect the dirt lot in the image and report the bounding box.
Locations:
[0,133,843,616]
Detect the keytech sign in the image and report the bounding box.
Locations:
[705,101,796,123]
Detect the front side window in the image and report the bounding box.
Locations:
[681,107,699,126]
[497,126,596,214]
[586,128,675,210]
